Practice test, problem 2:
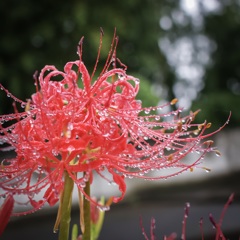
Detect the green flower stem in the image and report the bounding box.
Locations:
[82,179,91,240]
[59,171,74,240]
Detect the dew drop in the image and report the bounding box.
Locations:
[204,168,211,173]
[28,192,35,198]
[108,181,116,186]
[67,122,73,131]
[134,78,140,84]
[97,205,110,212]
[52,149,59,156]
[1,194,6,199]
[79,182,86,188]
[215,150,221,157]
[144,109,150,114]
[67,145,75,152]
[136,99,142,105]
[118,74,125,80]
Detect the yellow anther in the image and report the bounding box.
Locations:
[193,129,199,135]
[198,123,205,131]
[170,98,178,105]
[25,100,31,112]
[177,122,182,131]
[192,109,201,117]
[167,154,173,161]
[203,140,214,146]
[190,109,201,121]
[109,105,118,110]
[62,99,69,105]
[106,196,113,207]
[206,122,212,128]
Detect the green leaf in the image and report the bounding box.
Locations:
[71,224,79,240]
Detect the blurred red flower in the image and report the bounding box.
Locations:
[0,194,14,236]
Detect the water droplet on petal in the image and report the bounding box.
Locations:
[97,205,110,212]
[204,167,211,173]
[144,109,150,114]
[215,150,221,157]
[67,145,75,152]
[52,149,59,156]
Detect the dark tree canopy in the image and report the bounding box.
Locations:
[193,1,240,127]
[0,0,239,127]
[0,0,165,114]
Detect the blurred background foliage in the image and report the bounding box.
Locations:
[0,0,239,128]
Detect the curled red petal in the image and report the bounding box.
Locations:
[110,170,126,203]
[43,187,59,206]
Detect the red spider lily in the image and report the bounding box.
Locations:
[0,30,229,216]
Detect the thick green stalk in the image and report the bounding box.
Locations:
[82,179,91,240]
[59,171,74,240]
